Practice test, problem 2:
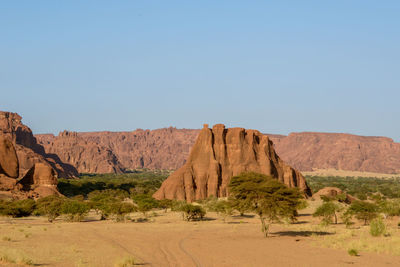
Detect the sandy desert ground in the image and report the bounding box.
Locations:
[1,202,400,267]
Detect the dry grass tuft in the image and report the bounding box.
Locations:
[114,256,135,267]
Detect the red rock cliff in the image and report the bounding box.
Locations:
[37,131,124,174]
[270,132,400,174]
[153,124,311,201]
[0,111,78,178]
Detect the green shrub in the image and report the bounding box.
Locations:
[132,194,159,217]
[158,199,173,212]
[378,199,400,218]
[61,200,90,222]
[35,195,65,222]
[114,256,135,267]
[0,199,36,217]
[108,202,136,222]
[178,204,206,221]
[348,248,358,256]
[370,218,386,237]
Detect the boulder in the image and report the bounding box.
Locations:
[0,135,59,199]
[313,187,356,203]
[153,124,311,202]
[18,162,60,198]
[0,111,78,178]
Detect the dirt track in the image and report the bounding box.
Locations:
[0,211,399,266]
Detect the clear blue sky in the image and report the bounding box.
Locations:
[1,1,399,140]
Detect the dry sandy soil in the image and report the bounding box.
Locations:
[0,205,399,267]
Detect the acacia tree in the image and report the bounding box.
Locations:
[228,172,304,237]
[313,202,343,224]
[346,200,379,225]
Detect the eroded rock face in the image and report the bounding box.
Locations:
[36,127,199,173]
[270,132,400,174]
[36,130,124,174]
[0,136,19,178]
[0,111,78,178]
[154,124,311,202]
[18,162,60,197]
[0,136,59,199]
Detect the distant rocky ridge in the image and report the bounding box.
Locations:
[269,132,400,174]
[36,130,124,174]
[154,124,311,201]
[0,112,78,178]
[36,128,199,173]
[35,126,400,175]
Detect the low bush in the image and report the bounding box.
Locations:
[0,199,36,217]
[132,194,159,217]
[179,204,206,221]
[114,256,135,267]
[370,218,386,237]
[35,195,65,222]
[61,200,90,222]
[348,248,358,256]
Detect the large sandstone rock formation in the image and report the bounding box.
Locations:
[270,132,400,174]
[153,124,311,201]
[0,136,59,199]
[37,131,124,174]
[0,111,78,178]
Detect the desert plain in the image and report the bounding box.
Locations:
[1,200,400,267]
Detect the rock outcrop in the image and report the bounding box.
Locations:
[37,131,124,174]
[153,124,311,202]
[0,136,59,199]
[0,111,78,178]
[313,187,356,203]
[36,127,199,173]
[37,128,400,175]
[270,132,400,174]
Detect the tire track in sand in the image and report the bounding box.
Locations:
[157,240,179,267]
[178,233,202,267]
[89,227,150,266]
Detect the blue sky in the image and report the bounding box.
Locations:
[1,1,399,140]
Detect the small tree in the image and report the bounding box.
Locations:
[35,195,65,222]
[313,202,342,224]
[228,172,304,237]
[179,204,206,221]
[346,200,379,225]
